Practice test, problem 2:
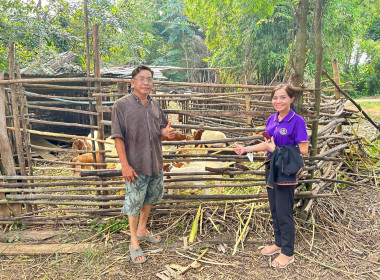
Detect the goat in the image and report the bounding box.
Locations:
[200,130,229,147]
[70,153,101,176]
[193,129,230,148]
[165,160,234,195]
[70,141,119,176]
[72,139,92,156]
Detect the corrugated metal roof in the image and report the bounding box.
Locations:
[21,51,79,75]
[100,65,167,79]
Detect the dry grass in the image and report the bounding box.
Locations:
[0,179,379,280]
[344,97,380,121]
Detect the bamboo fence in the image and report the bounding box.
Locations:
[0,38,378,225]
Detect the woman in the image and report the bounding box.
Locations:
[234,84,308,268]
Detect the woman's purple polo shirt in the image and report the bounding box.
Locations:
[265,109,308,147]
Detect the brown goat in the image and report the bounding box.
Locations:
[72,139,92,156]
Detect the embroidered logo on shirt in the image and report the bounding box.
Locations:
[280,128,287,135]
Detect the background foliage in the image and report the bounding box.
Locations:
[0,0,378,95]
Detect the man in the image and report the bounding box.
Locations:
[111,65,175,263]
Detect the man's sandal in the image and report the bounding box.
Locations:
[129,243,146,264]
[271,256,294,269]
[137,232,161,243]
[261,245,281,256]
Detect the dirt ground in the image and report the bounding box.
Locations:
[0,181,379,280]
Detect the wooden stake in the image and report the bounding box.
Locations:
[179,248,209,275]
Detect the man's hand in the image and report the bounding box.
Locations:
[122,165,138,182]
[234,144,246,155]
[163,121,176,139]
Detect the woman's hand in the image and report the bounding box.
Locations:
[264,136,276,153]
[234,144,246,155]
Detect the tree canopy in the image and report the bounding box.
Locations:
[0,0,378,95]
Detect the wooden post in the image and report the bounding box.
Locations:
[332,59,342,133]
[16,65,33,212]
[16,66,32,175]
[84,0,91,81]
[6,45,23,216]
[117,82,128,95]
[84,0,97,164]
[9,44,27,179]
[299,0,323,219]
[92,25,109,203]
[242,75,251,135]
[0,71,17,217]
[92,25,105,166]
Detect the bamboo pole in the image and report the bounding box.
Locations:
[85,8,96,168]
[16,71,33,177]
[332,59,342,133]
[322,70,380,131]
[24,92,94,101]
[0,182,268,192]
[317,118,346,135]
[2,192,332,205]
[0,180,124,188]
[79,168,266,177]
[16,65,34,212]
[24,83,95,90]
[93,25,106,168]
[164,124,262,133]
[0,77,315,92]
[9,45,26,178]
[8,45,24,216]
[163,153,342,162]
[92,25,109,201]
[0,175,99,180]
[27,119,98,129]
[163,135,264,146]
[163,109,271,118]
[29,144,105,154]
[299,1,324,219]
[242,75,252,135]
[6,127,112,143]
[26,104,99,115]
[31,158,103,166]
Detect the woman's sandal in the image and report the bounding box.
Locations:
[271,256,294,269]
[261,245,281,256]
[137,232,161,243]
[129,243,146,264]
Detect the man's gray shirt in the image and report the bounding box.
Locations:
[111,93,168,176]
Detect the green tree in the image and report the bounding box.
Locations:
[144,0,208,82]
[0,0,157,72]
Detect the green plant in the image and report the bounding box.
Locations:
[176,222,185,230]
[89,217,128,233]
[12,221,26,230]
[6,235,20,243]
[337,176,347,190]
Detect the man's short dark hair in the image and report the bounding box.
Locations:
[131,65,154,78]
